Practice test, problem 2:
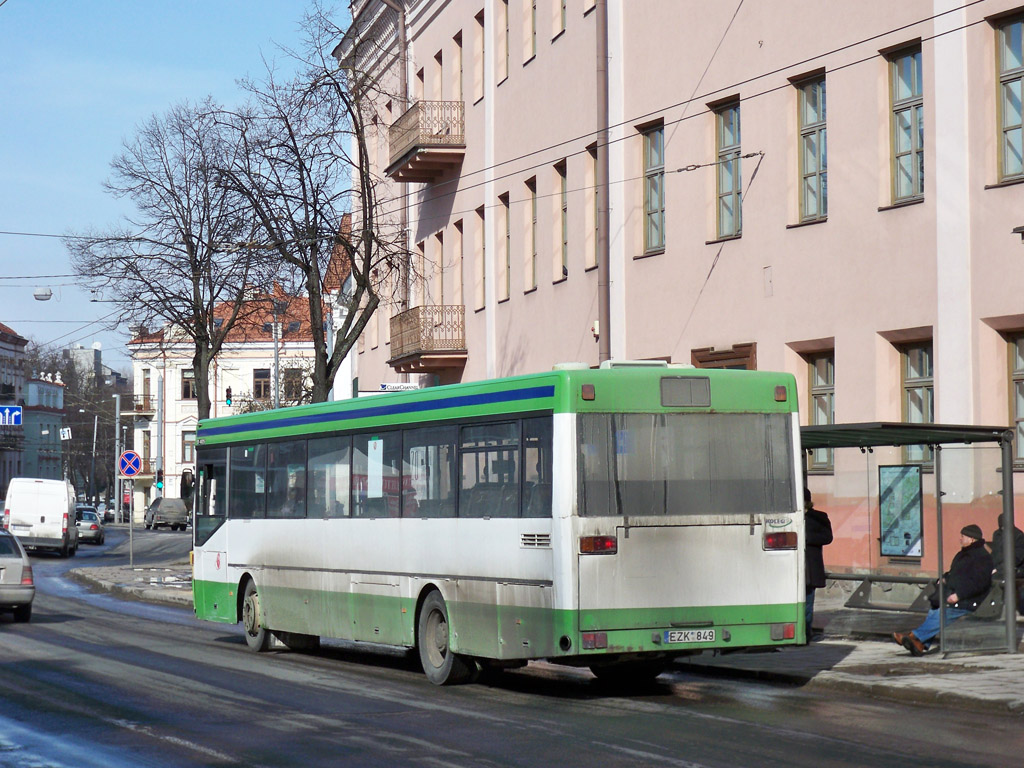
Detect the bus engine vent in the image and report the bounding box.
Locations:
[521,533,552,549]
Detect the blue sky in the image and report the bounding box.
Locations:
[0,1,343,371]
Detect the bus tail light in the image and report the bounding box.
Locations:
[764,531,797,550]
[580,535,617,555]
[582,632,608,649]
[21,565,34,586]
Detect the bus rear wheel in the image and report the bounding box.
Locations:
[242,579,271,652]
[417,591,475,685]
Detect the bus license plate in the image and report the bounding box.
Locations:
[664,629,715,644]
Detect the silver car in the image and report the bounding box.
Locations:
[0,528,34,622]
[75,506,105,545]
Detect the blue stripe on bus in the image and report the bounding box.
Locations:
[198,384,557,438]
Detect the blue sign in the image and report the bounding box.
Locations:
[0,406,22,426]
[119,450,142,477]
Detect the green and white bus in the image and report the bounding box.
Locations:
[192,361,804,685]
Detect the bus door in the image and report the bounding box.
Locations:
[193,450,231,621]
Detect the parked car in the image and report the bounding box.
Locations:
[3,478,79,557]
[75,506,105,545]
[95,501,114,524]
[0,528,34,622]
[144,498,189,531]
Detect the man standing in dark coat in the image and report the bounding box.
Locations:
[990,513,1024,614]
[804,488,833,640]
[893,524,993,656]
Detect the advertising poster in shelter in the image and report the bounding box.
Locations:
[879,464,923,557]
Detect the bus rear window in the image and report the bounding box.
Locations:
[577,412,794,516]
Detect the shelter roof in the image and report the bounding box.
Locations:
[800,422,1013,450]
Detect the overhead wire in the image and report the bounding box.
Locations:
[0,2,994,248]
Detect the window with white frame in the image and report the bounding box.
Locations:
[890,47,924,201]
[182,430,196,465]
[998,17,1024,181]
[555,160,568,279]
[901,341,933,465]
[1011,335,1024,464]
[643,124,665,252]
[798,77,827,221]
[715,102,742,238]
[808,353,834,472]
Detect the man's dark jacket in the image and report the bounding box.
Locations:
[989,521,1024,579]
[805,506,833,589]
[944,539,994,611]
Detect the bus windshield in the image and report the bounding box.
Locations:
[578,412,794,516]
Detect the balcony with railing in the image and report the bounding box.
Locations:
[131,394,155,417]
[386,101,466,183]
[388,305,467,378]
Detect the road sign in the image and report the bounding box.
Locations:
[60,427,72,441]
[0,406,22,426]
[119,450,142,477]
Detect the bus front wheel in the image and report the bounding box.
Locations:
[242,580,271,652]
[417,591,475,685]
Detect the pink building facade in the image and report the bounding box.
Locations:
[341,1,1024,577]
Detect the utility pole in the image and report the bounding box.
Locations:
[156,375,163,500]
[113,393,121,524]
[89,414,98,505]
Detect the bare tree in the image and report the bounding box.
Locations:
[212,6,406,403]
[67,99,272,420]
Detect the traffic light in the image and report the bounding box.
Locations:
[226,386,233,406]
[156,469,164,490]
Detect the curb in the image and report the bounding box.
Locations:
[677,652,1024,716]
[67,568,194,609]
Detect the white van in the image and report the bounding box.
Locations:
[3,478,79,557]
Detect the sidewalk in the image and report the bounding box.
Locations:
[68,564,1024,714]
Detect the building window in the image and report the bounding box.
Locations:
[556,160,568,279]
[283,368,304,402]
[715,102,742,238]
[1011,336,1024,464]
[531,0,537,58]
[808,353,834,472]
[182,369,197,400]
[586,144,598,269]
[473,11,485,103]
[454,31,463,102]
[182,431,196,465]
[499,0,509,82]
[643,124,665,252]
[499,193,511,301]
[454,219,464,306]
[475,206,486,310]
[798,77,827,221]
[890,47,924,201]
[998,17,1024,181]
[526,177,538,290]
[901,342,933,464]
[253,369,271,400]
[558,0,567,35]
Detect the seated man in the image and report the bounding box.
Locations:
[892,524,993,656]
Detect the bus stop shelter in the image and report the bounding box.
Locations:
[800,422,1018,654]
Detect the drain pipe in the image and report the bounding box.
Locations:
[595,0,611,364]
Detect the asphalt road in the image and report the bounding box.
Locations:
[1,529,1022,768]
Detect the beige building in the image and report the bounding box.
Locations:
[340,1,1024,576]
